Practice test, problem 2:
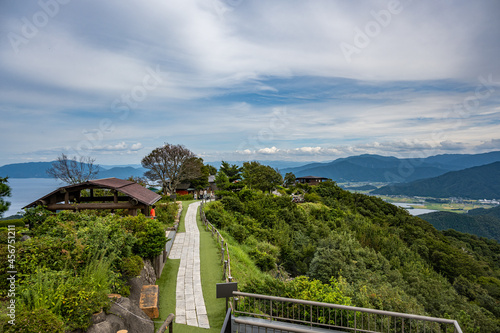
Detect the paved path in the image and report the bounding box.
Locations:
[168,201,210,329]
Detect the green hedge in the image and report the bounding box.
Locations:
[0,219,24,228]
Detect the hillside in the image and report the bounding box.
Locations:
[373,162,500,199]
[419,211,500,242]
[282,151,500,182]
[204,182,500,332]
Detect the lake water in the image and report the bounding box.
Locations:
[3,178,64,217]
[392,202,437,216]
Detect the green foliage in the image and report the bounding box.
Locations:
[176,194,194,200]
[0,219,24,228]
[120,215,167,258]
[283,172,296,187]
[5,308,65,333]
[220,161,242,182]
[0,177,11,218]
[23,205,52,229]
[202,181,500,332]
[156,201,178,224]
[241,161,283,192]
[121,255,144,277]
[0,208,167,330]
[421,210,500,242]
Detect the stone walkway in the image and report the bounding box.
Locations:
[168,201,210,329]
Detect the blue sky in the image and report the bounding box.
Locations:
[1,0,499,166]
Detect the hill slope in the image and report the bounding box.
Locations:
[419,210,500,242]
[204,182,500,331]
[373,162,500,199]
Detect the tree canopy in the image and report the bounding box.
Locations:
[241,161,283,192]
[0,177,11,218]
[141,143,202,194]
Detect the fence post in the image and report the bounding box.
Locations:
[223,260,227,280]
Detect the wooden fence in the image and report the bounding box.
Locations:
[199,201,233,283]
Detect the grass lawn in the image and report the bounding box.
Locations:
[155,201,226,332]
[177,200,196,233]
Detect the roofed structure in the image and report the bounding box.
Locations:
[296,176,330,186]
[24,177,161,216]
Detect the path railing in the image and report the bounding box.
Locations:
[156,313,175,333]
[199,201,233,283]
[233,292,463,333]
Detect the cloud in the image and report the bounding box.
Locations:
[257,146,280,154]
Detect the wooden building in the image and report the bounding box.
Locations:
[24,177,161,216]
[295,176,330,186]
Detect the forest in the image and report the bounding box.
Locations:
[204,181,500,332]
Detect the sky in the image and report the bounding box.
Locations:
[1,0,500,166]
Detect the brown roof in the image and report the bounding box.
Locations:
[24,177,161,208]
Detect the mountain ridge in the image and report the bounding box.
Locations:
[373,161,500,199]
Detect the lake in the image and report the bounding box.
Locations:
[3,178,64,217]
[392,202,437,216]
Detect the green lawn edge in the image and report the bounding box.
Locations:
[155,201,226,332]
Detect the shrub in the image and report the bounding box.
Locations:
[121,215,167,258]
[6,308,65,333]
[121,255,144,277]
[176,194,194,201]
[0,219,24,228]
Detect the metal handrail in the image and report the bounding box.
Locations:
[234,292,463,333]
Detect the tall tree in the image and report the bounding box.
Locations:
[142,143,202,195]
[220,161,242,182]
[284,172,296,187]
[188,158,210,190]
[0,177,11,218]
[46,153,99,184]
[242,161,283,192]
[205,164,217,176]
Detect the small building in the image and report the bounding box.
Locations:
[24,177,161,216]
[296,176,330,186]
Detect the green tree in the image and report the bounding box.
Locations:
[205,164,217,175]
[188,158,210,190]
[283,172,296,187]
[0,177,11,217]
[215,170,230,190]
[220,161,242,182]
[242,161,283,192]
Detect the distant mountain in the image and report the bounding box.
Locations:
[420,206,500,242]
[282,154,449,182]
[282,151,500,183]
[373,162,500,199]
[0,161,146,180]
[0,161,54,178]
[98,166,147,179]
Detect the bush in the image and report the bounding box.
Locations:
[121,255,144,277]
[6,308,65,333]
[176,194,194,201]
[121,215,167,258]
[0,219,24,228]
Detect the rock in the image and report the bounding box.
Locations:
[109,297,154,333]
[92,309,106,324]
[86,321,112,333]
[20,235,31,242]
